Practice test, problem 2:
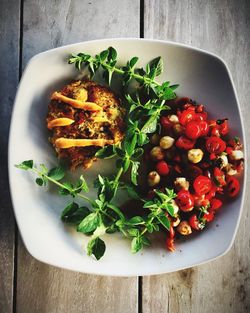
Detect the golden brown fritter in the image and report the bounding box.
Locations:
[47,80,125,169]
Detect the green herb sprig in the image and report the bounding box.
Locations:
[16,48,179,260]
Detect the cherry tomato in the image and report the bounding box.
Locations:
[189,214,202,230]
[160,116,173,130]
[198,120,209,136]
[219,119,229,136]
[175,136,196,150]
[210,198,222,211]
[185,121,201,139]
[195,112,208,121]
[211,125,220,137]
[196,104,204,113]
[226,147,233,155]
[176,190,194,212]
[156,161,169,176]
[213,167,226,186]
[226,176,240,197]
[203,211,215,222]
[205,185,217,200]
[193,175,212,195]
[166,237,175,252]
[179,109,197,126]
[206,136,226,154]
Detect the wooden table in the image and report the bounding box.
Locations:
[1,1,249,312]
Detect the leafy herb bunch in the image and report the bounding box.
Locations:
[16,47,179,260]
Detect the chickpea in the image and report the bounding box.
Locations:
[174,177,190,191]
[217,154,228,168]
[168,114,179,123]
[150,133,160,145]
[150,146,165,161]
[226,163,237,176]
[173,123,183,135]
[188,149,204,163]
[177,221,192,235]
[230,150,244,161]
[172,216,181,227]
[147,171,161,187]
[159,136,175,150]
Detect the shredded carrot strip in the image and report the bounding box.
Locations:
[51,92,102,111]
[47,118,75,129]
[55,138,114,149]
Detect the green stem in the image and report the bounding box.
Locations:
[32,168,94,206]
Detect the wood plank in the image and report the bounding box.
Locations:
[143,1,250,313]
[16,1,139,312]
[0,0,20,312]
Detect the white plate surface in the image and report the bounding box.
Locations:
[8,38,246,276]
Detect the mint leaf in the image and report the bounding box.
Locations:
[48,166,65,181]
[131,237,142,253]
[157,214,170,230]
[15,160,33,170]
[77,213,100,233]
[87,237,106,260]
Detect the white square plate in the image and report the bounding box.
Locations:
[8,39,246,276]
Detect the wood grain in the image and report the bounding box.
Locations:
[143,1,250,312]
[0,0,20,312]
[15,1,139,312]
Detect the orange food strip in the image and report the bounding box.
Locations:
[55,138,114,149]
[51,92,102,111]
[47,118,75,129]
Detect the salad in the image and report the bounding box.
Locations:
[16,47,244,260]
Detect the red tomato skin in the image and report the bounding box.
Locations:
[179,109,197,126]
[205,185,217,200]
[213,167,226,187]
[210,198,223,211]
[156,161,169,176]
[206,136,226,154]
[169,226,175,239]
[203,211,215,222]
[189,214,201,230]
[166,237,175,252]
[176,190,194,212]
[219,120,229,135]
[175,136,196,150]
[226,176,240,197]
[160,116,173,130]
[185,121,201,139]
[198,121,209,136]
[193,175,212,195]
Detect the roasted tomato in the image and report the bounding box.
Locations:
[178,108,197,126]
[185,121,202,139]
[213,167,226,186]
[193,175,212,195]
[189,214,202,230]
[226,176,240,197]
[176,190,194,212]
[175,136,196,150]
[203,211,215,222]
[206,136,226,154]
[210,198,223,211]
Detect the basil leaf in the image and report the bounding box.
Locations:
[61,202,90,224]
[87,237,106,260]
[35,178,44,186]
[127,228,139,237]
[77,213,100,233]
[150,56,163,77]
[48,166,65,181]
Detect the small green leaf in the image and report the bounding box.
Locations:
[15,160,33,170]
[157,214,170,230]
[131,237,142,254]
[75,175,89,193]
[108,46,117,61]
[95,145,116,159]
[48,166,65,181]
[35,178,44,186]
[77,213,100,233]
[127,216,145,225]
[129,56,139,68]
[141,235,151,246]
[141,115,157,134]
[61,202,78,219]
[107,204,125,220]
[100,49,109,61]
[127,228,139,237]
[87,237,106,260]
[149,56,163,77]
[131,161,140,185]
